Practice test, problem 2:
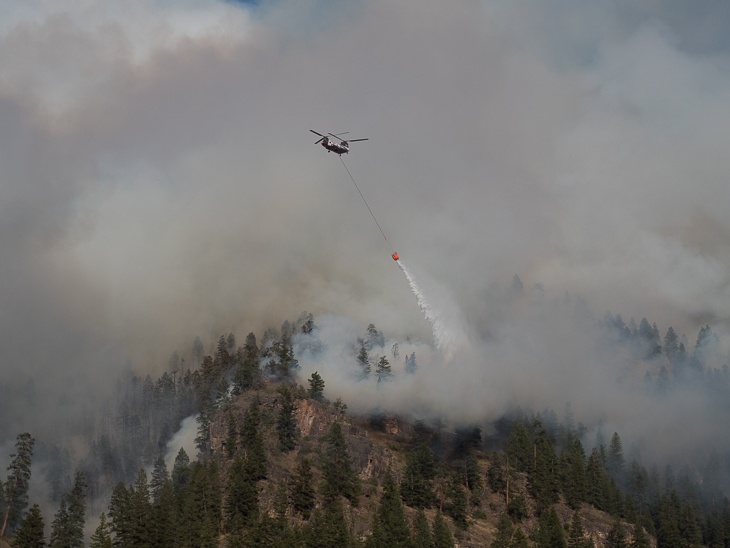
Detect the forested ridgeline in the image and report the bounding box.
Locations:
[5,369,730,548]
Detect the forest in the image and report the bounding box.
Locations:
[1,302,730,548]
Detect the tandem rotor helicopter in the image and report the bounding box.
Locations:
[310,130,368,155]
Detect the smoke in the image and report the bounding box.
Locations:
[0,0,730,495]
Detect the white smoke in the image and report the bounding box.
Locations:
[396,260,470,361]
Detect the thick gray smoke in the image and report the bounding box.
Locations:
[1,0,730,499]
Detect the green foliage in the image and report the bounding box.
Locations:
[308,371,325,401]
[226,455,259,533]
[150,455,169,503]
[606,517,627,548]
[376,356,392,382]
[130,469,152,547]
[290,458,316,519]
[151,481,176,548]
[492,512,515,548]
[357,345,371,378]
[242,397,267,480]
[562,443,587,509]
[511,527,530,548]
[487,452,508,496]
[320,422,361,505]
[267,341,300,380]
[303,498,352,548]
[567,511,591,548]
[445,475,468,530]
[369,469,412,548]
[630,522,650,548]
[431,512,454,548]
[413,508,432,548]
[507,494,528,521]
[180,462,219,548]
[13,503,45,548]
[535,506,566,548]
[507,421,531,473]
[226,411,239,459]
[401,428,436,508]
[195,399,215,460]
[2,432,35,534]
[528,421,559,514]
[172,447,192,496]
[277,384,298,452]
[89,513,113,548]
[609,433,625,485]
[108,482,132,547]
[49,499,71,548]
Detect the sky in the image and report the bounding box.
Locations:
[1,0,730,455]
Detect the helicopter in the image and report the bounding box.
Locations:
[310,130,368,155]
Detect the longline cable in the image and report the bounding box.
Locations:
[340,156,394,251]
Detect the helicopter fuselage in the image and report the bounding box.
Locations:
[321,138,350,155]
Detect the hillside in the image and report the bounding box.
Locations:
[203,381,653,548]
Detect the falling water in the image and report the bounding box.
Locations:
[396,260,459,356]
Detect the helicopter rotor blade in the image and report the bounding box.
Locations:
[310,130,325,137]
[347,138,368,142]
[328,133,344,141]
[314,137,324,144]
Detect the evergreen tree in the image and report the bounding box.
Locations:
[357,345,371,378]
[225,455,259,533]
[1,432,35,535]
[290,458,316,519]
[511,526,530,548]
[528,421,559,514]
[445,475,468,530]
[405,353,418,375]
[370,469,412,548]
[606,517,627,548]
[150,456,169,503]
[492,512,515,548]
[609,433,625,485]
[49,499,71,548]
[376,356,392,382]
[507,421,532,473]
[567,511,591,548]
[242,397,267,480]
[401,427,436,508]
[129,469,151,548]
[226,411,238,459]
[678,501,701,547]
[171,448,192,496]
[535,506,566,548]
[303,498,351,548]
[431,512,454,548]
[89,513,113,548]
[320,421,361,504]
[13,503,45,548]
[277,384,298,452]
[180,462,218,548]
[65,471,86,548]
[150,481,175,548]
[657,494,682,548]
[413,508,432,548]
[308,371,325,401]
[108,482,132,547]
[195,399,215,459]
[487,452,508,497]
[630,522,650,548]
[564,445,587,509]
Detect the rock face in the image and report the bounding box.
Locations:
[209,386,396,480]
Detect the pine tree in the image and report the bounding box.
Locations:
[405,353,418,375]
[108,482,132,547]
[303,498,351,548]
[225,455,258,533]
[492,512,515,548]
[413,508,432,548]
[376,356,392,382]
[511,526,529,548]
[431,512,454,548]
[129,469,151,548]
[150,456,169,503]
[150,481,175,548]
[89,513,112,548]
[630,522,650,548]
[370,469,412,548]
[242,397,267,480]
[195,399,215,460]
[528,422,559,514]
[65,471,86,548]
[357,345,371,378]
[567,511,591,548]
[535,506,566,548]
[445,475,468,530]
[308,371,325,401]
[13,503,45,548]
[277,384,298,452]
[606,517,627,548]
[507,421,532,473]
[1,432,35,535]
[609,433,625,485]
[320,421,361,504]
[401,428,436,508]
[171,447,192,495]
[49,499,71,548]
[290,458,316,519]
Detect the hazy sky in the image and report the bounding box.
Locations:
[1,0,730,444]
